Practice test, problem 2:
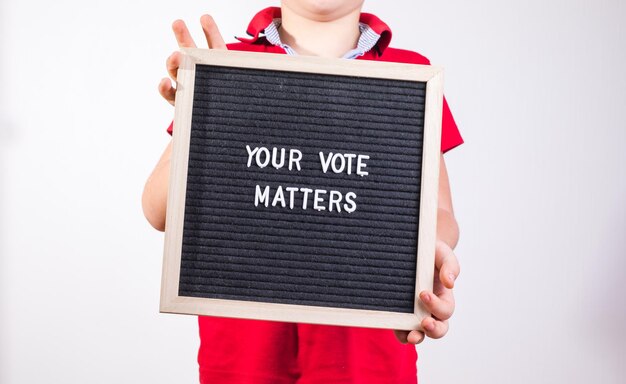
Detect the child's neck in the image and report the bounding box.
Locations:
[278,5,362,58]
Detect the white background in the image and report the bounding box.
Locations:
[1,0,625,383]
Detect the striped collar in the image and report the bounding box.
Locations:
[263,18,381,59]
[236,7,393,57]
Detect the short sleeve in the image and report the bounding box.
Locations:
[441,96,463,153]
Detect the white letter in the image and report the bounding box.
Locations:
[314,189,327,211]
[256,147,270,168]
[331,153,346,173]
[344,153,357,175]
[300,188,313,209]
[272,185,286,207]
[344,192,357,213]
[319,152,332,173]
[255,185,270,207]
[285,187,298,209]
[271,147,286,169]
[246,145,259,167]
[289,149,302,171]
[329,190,342,212]
[356,155,369,177]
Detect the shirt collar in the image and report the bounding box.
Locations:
[236,6,393,56]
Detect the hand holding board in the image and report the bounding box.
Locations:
[161,48,443,330]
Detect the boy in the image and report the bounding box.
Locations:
[143,1,462,382]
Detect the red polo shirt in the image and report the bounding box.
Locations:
[168,7,463,384]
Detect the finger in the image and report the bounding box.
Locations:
[200,14,227,49]
[172,19,197,48]
[394,330,425,345]
[158,78,176,106]
[167,51,182,81]
[406,330,425,345]
[419,289,455,321]
[421,317,449,339]
[435,240,460,289]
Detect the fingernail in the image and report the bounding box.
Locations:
[421,292,431,303]
[424,321,435,332]
[448,273,456,283]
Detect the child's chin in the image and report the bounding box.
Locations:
[285,0,365,21]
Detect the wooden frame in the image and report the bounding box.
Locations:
[160,48,444,330]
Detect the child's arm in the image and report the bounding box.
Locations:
[142,141,172,231]
[142,16,226,230]
[395,155,461,344]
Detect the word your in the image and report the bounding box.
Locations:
[245,145,370,214]
[246,146,302,171]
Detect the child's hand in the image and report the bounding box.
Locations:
[159,15,227,106]
[395,239,460,344]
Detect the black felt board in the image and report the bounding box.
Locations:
[178,64,425,314]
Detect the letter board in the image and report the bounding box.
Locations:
[161,48,443,330]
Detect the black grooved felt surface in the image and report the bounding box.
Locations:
[179,64,425,313]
